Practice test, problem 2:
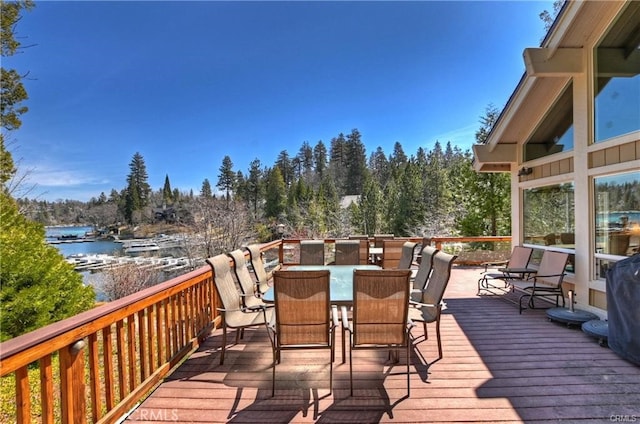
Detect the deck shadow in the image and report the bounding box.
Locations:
[444,295,640,422]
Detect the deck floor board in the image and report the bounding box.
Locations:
[124,266,640,423]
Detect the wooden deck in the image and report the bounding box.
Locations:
[124,266,640,423]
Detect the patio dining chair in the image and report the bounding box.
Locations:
[246,244,281,297]
[477,246,534,295]
[381,239,416,269]
[398,241,418,270]
[408,251,457,360]
[270,270,339,396]
[410,245,439,304]
[373,234,394,265]
[511,250,569,313]
[206,254,273,365]
[228,249,274,309]
[335,239,360,265]
[300,240,325,265]
[342,269,413,396]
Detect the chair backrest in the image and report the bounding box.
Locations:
[228,249,262,309]
[544,233,557,245]
[206,254,241,311]
[381,239,411,269]
[536,250,569,287]
[300,240,325,265]
[352,269,411,346]
[273,270,331,346]
[335,240,360,265]
[507,246,534,269]
[420,251,457,307]
[374,234,395,248]
[560,233,575,244]
[413,246,439,291]
[609,233,630,256]
[357,239,370,265]
[398,241,418,269]
[247,244,268,284]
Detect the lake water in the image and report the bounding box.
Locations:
[46,226,135,302]
[46,225,122,257]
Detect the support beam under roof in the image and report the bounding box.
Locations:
[471,143,517,172]
[524,47,584,77]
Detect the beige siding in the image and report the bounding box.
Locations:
[590,140,640,168]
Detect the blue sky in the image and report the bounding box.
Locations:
[6,0,552,202]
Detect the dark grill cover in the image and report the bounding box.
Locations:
[606,254,640,365]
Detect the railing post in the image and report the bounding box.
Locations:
[60,339,86,424]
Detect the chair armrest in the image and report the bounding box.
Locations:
[340,306,351,332]
[532,273,566,279]
[409,301,438,309]
[482,259,508,272]
[216,306,242,313]
[245,304,267,312]
[406,318,416,330]
[331,305,340,328]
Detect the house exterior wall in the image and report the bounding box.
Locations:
[478,1,639,316]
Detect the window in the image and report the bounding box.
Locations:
[523,183,575,271]
[594,3,640,142]
[594,171,640,278]
[524,83,574,161]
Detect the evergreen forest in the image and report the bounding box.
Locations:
[17,126,512,243]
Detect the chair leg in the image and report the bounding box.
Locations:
[329,348,333,395]
[436,317,443,359]
[340,327,346,364]
[272,356,276,397]
[349,345,354,396]
[406,341,411,397]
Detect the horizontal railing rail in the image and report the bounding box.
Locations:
[1,262,220,423]
[425,236,512,265]
[0,237,509,423]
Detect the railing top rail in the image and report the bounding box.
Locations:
[0,264,209,364]
[0,241,283,364]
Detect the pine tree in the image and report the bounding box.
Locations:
[162,174,173,204]
[313,140,328,183]
[217,155,235,204]
[264,167,286,219]
[200,178,212,198]
[246,159,264,216]
[344,129,367,195]
[124,152,151,224]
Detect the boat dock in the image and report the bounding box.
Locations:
[66,254,203,274]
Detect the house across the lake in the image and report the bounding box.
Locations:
[473,1,639,315]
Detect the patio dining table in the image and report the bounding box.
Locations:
[264,264,381,305]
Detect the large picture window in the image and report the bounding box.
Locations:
[524,83,574,161]
[523,183,575,247]
[594,3,640,142]
[594,171,640,279]
[594,171,640,271]
[523,183,575,270]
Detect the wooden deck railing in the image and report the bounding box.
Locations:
[0,237,509,423]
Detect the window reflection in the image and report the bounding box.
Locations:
[523,183,575,271]
[594,3,640,142]
[524,83,574,161]
[594,171,640,278]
